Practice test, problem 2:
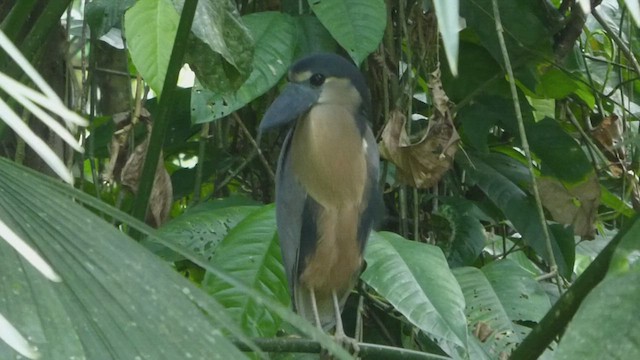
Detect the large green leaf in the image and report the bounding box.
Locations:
[433,0,460,76]
[0,159,248,359]
[362,232,468,357]
[434,197,486,267]
[192,12,296,123]
[155,200,259,261]
[201,206,290,337]
[458,94,594,184]
[308,0,386,64]
[457,151,571,276]
[453,260,551,357]
[176,0,254,93]
[555,266,640,359]
[294,15,339,58]
[525,118,594,184]
[443,42,506,105]
[460,0,555,67]
[85,0,135,37]
[124,0,179,95]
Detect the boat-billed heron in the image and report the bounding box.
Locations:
[259,53,382,341]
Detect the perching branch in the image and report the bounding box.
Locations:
[231,337,452,360]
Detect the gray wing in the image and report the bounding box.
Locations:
[357,124,383,251]
[275,128,306,298]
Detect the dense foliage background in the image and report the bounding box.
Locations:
[1,0,639,359]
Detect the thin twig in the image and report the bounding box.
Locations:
[491,0,563,293]
[192,122,210,205]
[592,9,640,76]
[214,149,259,193]
[232,112,275,181]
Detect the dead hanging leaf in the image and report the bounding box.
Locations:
[473,321,494,343]
[101,109,172,228]
[379,69,459,188]
[538,175,600,239]
[591,114,623,155]
[101,109,152,184]
[121,136,173,228]
[591,114,625,177]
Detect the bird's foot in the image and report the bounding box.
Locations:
[333,332,360,358]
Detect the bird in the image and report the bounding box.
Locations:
[259,53,382,344]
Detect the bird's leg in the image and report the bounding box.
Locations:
[309,287,323,330]
[331,290,360,356]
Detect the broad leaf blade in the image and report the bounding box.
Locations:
[435,197,486,267]
[201,206,290,337]
[457,151,571,276]
[433,0,460,75]
[453,260,550,357]
[125,0,179,95]
[362,232,468,355]
[555,266,640,359]
[155,200,259,261]
[192,12,296,123]
[0,159,248,359]
[308,0,386,64]
[178,0,254,93]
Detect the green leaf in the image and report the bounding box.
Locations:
[621,0,640,26]
[176,0,254,93]
[481,260,551,323]
[191,12,296,123]
[0,162,351,360]
[460,0,554,66]
[362,232,468,356]
[600,186,635,218]
[457,151,571,276]
[433,0,460,76]
[308,0,386,64]
[555,266,640,359]
[435,197,486,267]
[453,260,551,357]
[294,15,339,58]
[443,42,506,104]
[0,159,249,359]
[155,201,260,261]
[535,68,579,99]
[525,118,594,184]
[201,205,290,337]
[125,0,179,95]
[85,0,135,37]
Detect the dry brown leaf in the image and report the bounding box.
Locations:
[379,69,459,188]
[101,109,152,184]
[101,109,172,228]
[591,114,623,155]
[473,321,494,343]
[121,136,173,228]
[538,175,600,239]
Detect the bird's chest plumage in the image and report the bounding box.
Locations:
[290,105,367,206]
[290,104,368,294]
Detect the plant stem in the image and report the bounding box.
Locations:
[491,0,563,292]
[592,9,640,77]
[130,0,199,223]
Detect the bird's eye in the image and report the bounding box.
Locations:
[310,73,325,87]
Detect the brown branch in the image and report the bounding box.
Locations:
[554,0,603,61]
